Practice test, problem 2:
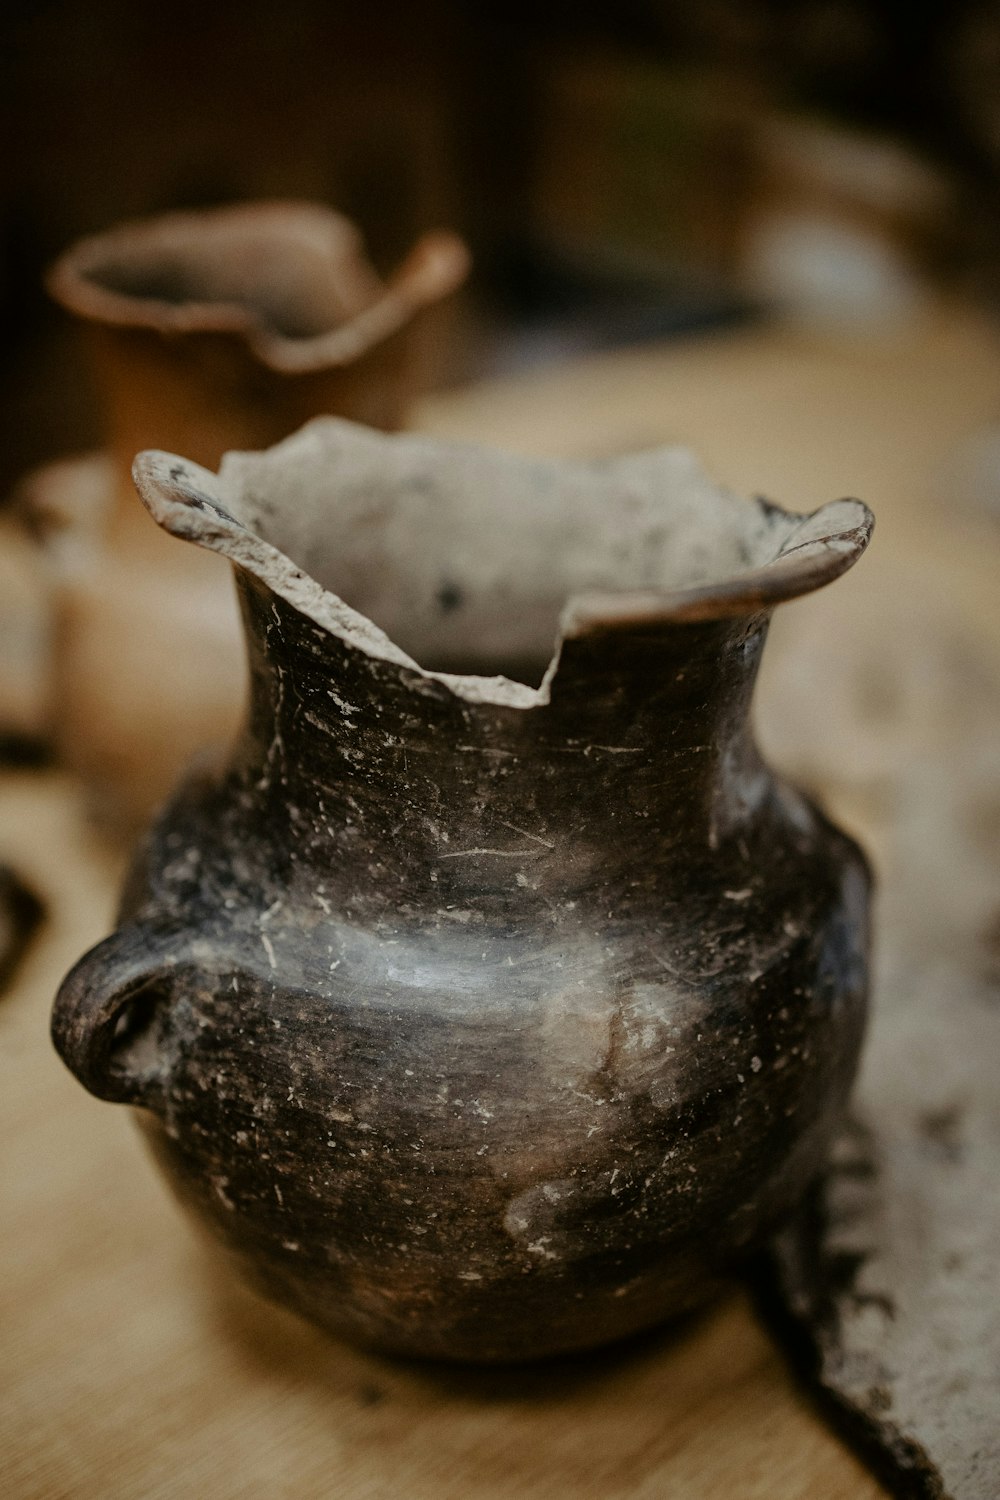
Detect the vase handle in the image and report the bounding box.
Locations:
[51,924,188,1108]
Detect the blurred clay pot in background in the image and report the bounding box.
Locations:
[30,202,469,829]
[53,420,873,1361]
[46,201,470,484]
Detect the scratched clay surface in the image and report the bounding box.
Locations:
[53,419,873,1361]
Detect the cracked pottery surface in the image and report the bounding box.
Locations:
[52,418,874,1361]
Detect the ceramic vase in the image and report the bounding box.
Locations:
[53,419,873,1361]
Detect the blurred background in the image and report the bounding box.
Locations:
[3,9,1000,1497]
[5,0,1000,492]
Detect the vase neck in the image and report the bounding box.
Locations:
[226,574,772,902]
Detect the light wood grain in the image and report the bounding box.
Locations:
[9,303,998,1499]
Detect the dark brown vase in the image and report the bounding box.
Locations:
[52,420,874,1362]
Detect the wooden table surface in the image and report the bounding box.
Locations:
[4,305,1000,1498]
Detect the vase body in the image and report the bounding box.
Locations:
[53,420,873,1361]
[35,202,468,827]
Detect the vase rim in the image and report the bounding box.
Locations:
[46,200,469,373]
[132,418,874,711]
